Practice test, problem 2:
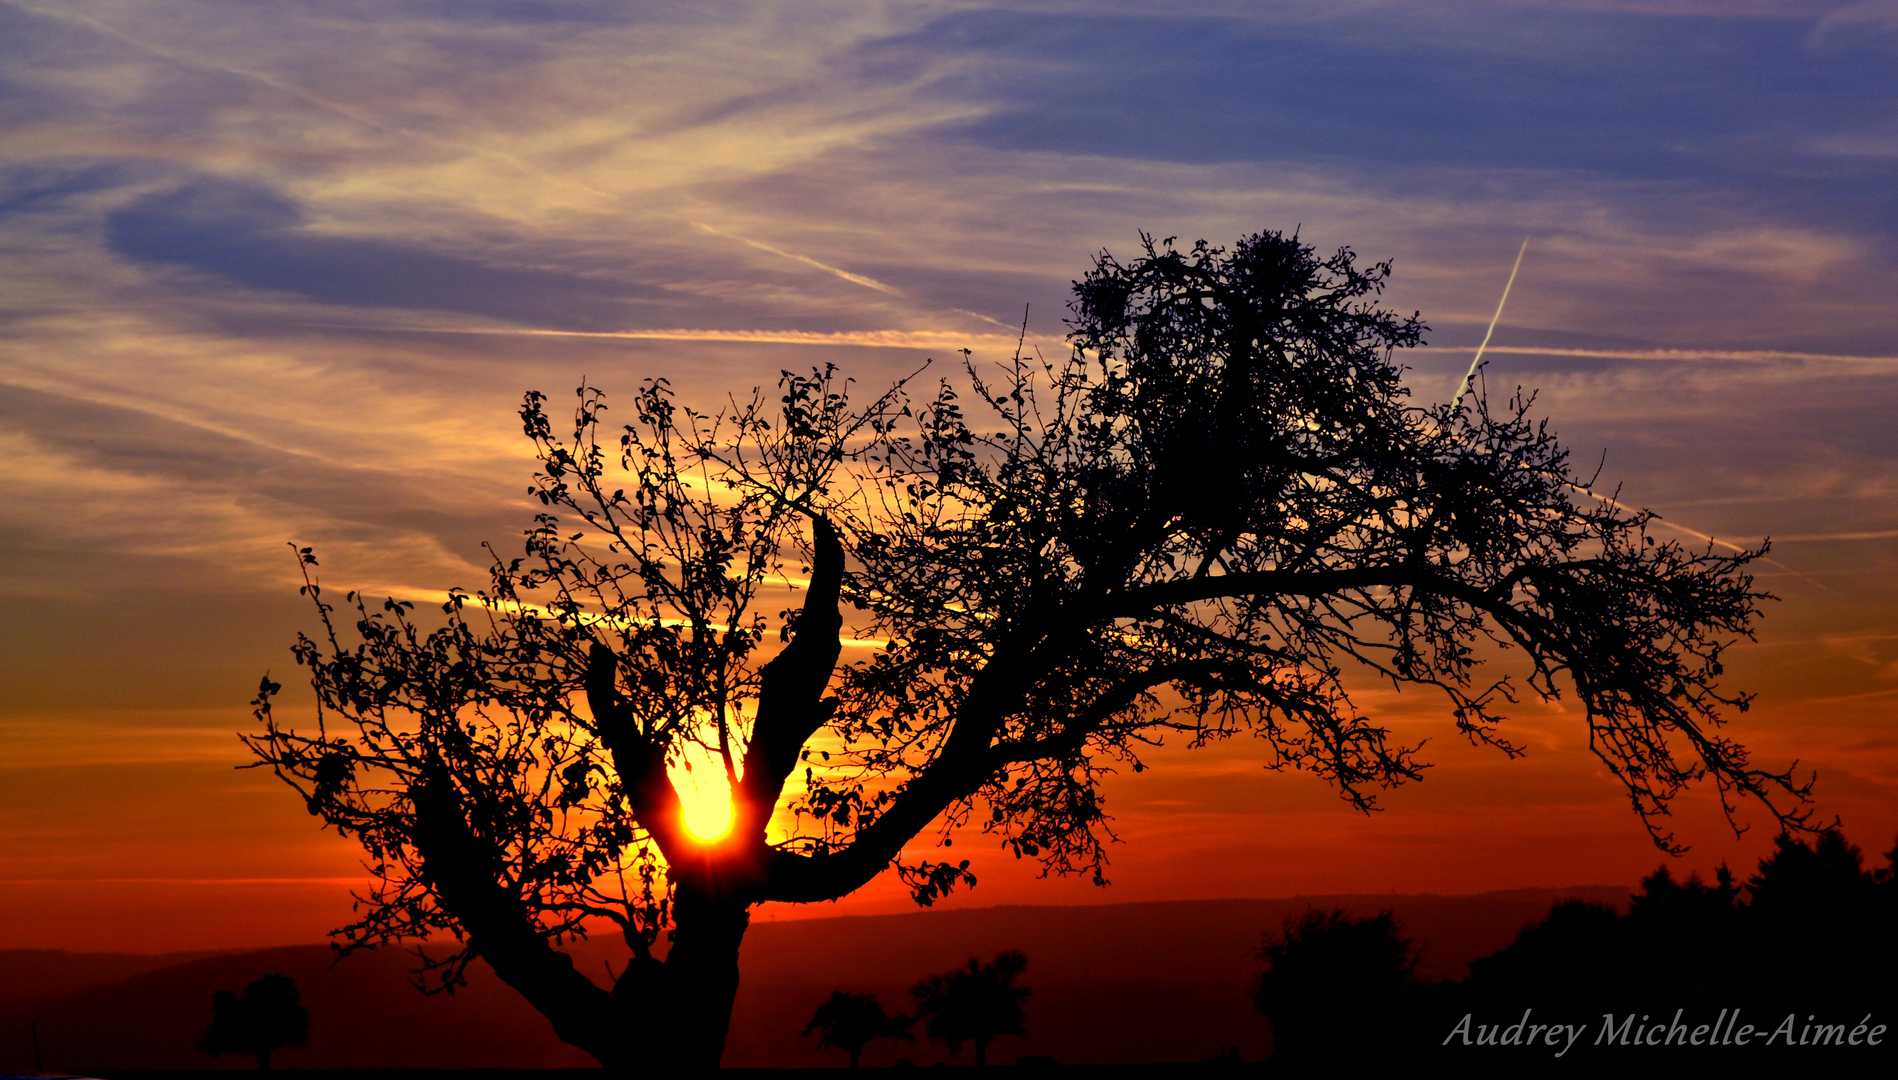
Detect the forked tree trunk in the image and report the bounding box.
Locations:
[560,894,752,1073]
[647,888,752,1069]
[419,801,757,1071]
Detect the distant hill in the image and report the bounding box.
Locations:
[0,950,237,1008]
[0,887,1626,1071]
[0,944,596,1073]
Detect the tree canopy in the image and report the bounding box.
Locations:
[1447,828,1896,1064]
[1252,908,1421,1066]
[247,229,1804,1069]
[198,973,310,1071]
[911,951,1031,1066]
[802,989,914,1068]
[1262,828,1897,1067]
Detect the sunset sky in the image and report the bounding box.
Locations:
[4,0,1897,953]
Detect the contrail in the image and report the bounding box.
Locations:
[1566,484,1749,556]
[1452,237,1530,410]
[690,222,903,296]
[1567,483,1830,591]
[300,323,1029,351]
[1799,686,1898,706]
[0,877,369,885]
[953,307,1019,331]
[1441,237,1828,592]
[1770,529,1898,542]
[1418,344,1898,367]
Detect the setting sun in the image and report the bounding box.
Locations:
[670,746,735,842]
[682,790,734,843]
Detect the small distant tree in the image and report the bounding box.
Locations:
[911,950,1030,1066]
[1252,909,1417,1066]
[802,990,914,1068]
[197,973,310,1070]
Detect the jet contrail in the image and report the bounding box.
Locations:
[1452,237,1530,411]
[1440,238,1828,592]
[953,307,1019,331]
[1770,529,1898,542]
[689,222,902,295]
[0,877,370,885]
[1567,483,1830,592]
[299,323,1030,351]
[1417,344,1898,367]
[1566,484,1748,555]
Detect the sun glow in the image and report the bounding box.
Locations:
[669,743,735,842]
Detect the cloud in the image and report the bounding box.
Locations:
[107,176,664,327]
[1812,0,1898,51]
[0,383,502,598]
[864,5,1898,185]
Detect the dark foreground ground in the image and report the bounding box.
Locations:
[10,889,1892,1077]
[26,1052,1898,1080]
[2,891,1635,1072]
[25,1062,1260,1070]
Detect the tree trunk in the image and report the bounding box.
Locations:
[448,884,753,1073]
[644,886,752,1070]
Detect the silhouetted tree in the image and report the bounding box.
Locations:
[197,973,309,1070]
[1746,829,1877,915]
[1463,872,1750,1016]
[1450,827,1898,1066]
[803,990,914,1068]
[1744,828,1889,1009]
[247,230,1805,1069]
[911,951,1030,1066]
[1626,863,1743,1000]
[1252,909,1418,1066]
[1463,898,1627,1009]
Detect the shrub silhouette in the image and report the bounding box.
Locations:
[802,990,914,1068]
[197,973,309,1070]
[1252,909,1418,1066]
[911,951,1030,1066]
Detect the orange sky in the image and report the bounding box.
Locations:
[3,0,1897,953]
